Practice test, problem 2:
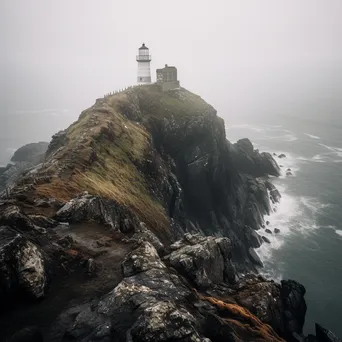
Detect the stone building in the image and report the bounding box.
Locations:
[156,64,180,91]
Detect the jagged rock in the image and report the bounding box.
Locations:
[131,222,164,254]
[287,168,292,172]
[266,220,270,225]
[0,226,46,300]
[166,233,236,288]
[245,225,263,248]
[265,229,272,234]
[248,247,263,267]
[315,323,342,342]
[0,162,33,193]
[0,206,37,231]
[262,236,271,243]
[281,280,307,338]
[28,215,58,228]
[266,181,282,203]
[232,139,280,177]
[274,228,280,234]
[2,85,319,342]
[287,171,293,176]
[55,241,200,341]
[55,192,140,232]
[278,154,286,158]
[53,238,293,342]
[232,274,307,340]
[122,241,166,277]
[46,130,68,158]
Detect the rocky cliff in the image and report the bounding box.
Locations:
[0,85,339,342]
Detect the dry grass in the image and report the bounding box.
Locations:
[36,177,81,202]
[198,294,285,342]
[35,85,216,240]
[35,95,171,239]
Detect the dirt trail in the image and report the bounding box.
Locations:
[0,222,134,341]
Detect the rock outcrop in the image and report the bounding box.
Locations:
[10,142,49,164]
[0,85,339,341]
[0,226,46,301]
[0,142,49,194]
[52,239,291,342]
[166,233,236,288]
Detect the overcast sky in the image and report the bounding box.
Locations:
[1,0,342,128]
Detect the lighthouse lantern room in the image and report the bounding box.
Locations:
[136,43,152,85]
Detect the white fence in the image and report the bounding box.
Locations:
[104,84,148,98]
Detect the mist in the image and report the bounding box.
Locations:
[1,0,342,144]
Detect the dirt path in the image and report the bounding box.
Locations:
[0,222,134,341]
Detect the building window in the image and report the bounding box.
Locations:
[140,77,142,81]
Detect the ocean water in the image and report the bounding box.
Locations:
[226,117,342,337]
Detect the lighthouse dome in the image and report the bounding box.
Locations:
[139,43,149,50]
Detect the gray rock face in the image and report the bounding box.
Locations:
[166,233,236,288]
[52,236,310,342]
[231,138,280,177]
[0,142,48,193]
[0,226,46,300]
[232,275,307,340]
[55,241,207,342]
[55,192,140,233]
[281,280,307,339]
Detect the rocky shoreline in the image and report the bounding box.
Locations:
[0,85,340,341]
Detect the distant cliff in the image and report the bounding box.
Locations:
[0,85,339,342]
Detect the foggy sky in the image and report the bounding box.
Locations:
[1,0,342,128]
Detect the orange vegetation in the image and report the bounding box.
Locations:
[198,293,285,342]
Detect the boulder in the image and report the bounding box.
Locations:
[265,229,272,234]
[0,206,41,232]
[274,228,281,234]
[286,171,293,176]
[231,139,280,177]
[0,226,46,300]
[55,192,139,233]
[166,233,236,288]
[278,154,286,158]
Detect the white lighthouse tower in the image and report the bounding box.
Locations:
[136,43,151,85]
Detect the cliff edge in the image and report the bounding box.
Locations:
[0,85,338,342]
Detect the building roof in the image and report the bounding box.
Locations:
[139,43,149,50]
[157,64,177,71]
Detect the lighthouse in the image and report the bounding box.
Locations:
[136,43,152,85]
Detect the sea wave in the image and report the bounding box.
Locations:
[304,133,320,140]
